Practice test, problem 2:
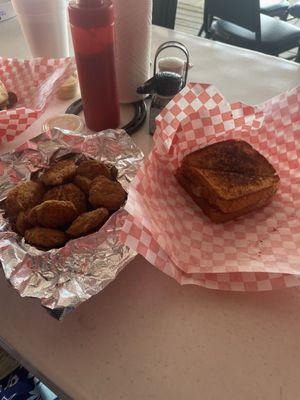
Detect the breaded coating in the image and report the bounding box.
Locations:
[43,183,87,213]
[15,210,32,235]
[89,176,127,211]
[5,181,45,216]
[25,227,67,249]
[28,200,77,228]
[73,176,92,196]
[66,208,109,238]
[77,160,111,180]
[40,159,76,186]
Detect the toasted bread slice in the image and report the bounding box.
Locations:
[182,139,276,177]
[176,139,280,222]
[176,169,275,223]
[179,164,279,213]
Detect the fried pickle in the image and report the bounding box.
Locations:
[66,208,109,238]
[89,176,127,211]
[76,160,111,180]
[5,181,45,217]
[73,175,92,195]
[40,159,77,186]
[28,200,77,228]
[15,210,32,235]
[43,183,87,213]
[25,227,67,249]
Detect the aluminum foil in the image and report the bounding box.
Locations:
[0,128,144,318]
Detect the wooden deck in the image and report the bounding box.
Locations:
[175,0,204,36]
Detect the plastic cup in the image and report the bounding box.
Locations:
[11,0,69,58]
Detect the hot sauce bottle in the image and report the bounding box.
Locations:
[68,0,120,131]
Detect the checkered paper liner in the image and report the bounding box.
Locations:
[0,57,75,147]
[120,83,300,291]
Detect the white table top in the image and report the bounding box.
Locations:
[1,17,300,400]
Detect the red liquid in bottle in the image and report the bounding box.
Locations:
[69,0,120,131]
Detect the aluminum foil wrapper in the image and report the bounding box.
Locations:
[0,129,143,319]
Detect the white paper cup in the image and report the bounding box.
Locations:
[11,0,69,58]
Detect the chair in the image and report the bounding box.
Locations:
[289,2,300,19]
[199,0,300,56]
[260,0,289,19]
[295,43,300,64]
[296,44,300,62]
[152,0,178,29]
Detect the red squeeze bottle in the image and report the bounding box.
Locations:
[68,0,120,131]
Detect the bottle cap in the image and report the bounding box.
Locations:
[69,0,114,28]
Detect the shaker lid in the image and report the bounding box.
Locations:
[137,72,183,97]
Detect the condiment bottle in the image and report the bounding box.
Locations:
[137,41,190,135]
[68,0,120,131]
[137,72,183,135]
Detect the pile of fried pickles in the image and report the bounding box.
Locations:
[5,157,127,250]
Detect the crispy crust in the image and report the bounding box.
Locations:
[178,164,279,213]
[5,181,45,216]
[40,159,77,186]
[182,139,277,177]
[76,160,111,180]
[176,140,279,219]
[176,169,274,223]
[73,175,92,196]
[25,227,67,249]
[43,183,87,214]
[89,176,127,211]
[28,200,77,228]
[16,210,32,235]
[66,208,109,238]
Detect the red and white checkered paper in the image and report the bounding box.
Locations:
[120,83,300,291]
[0,57,75,147]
